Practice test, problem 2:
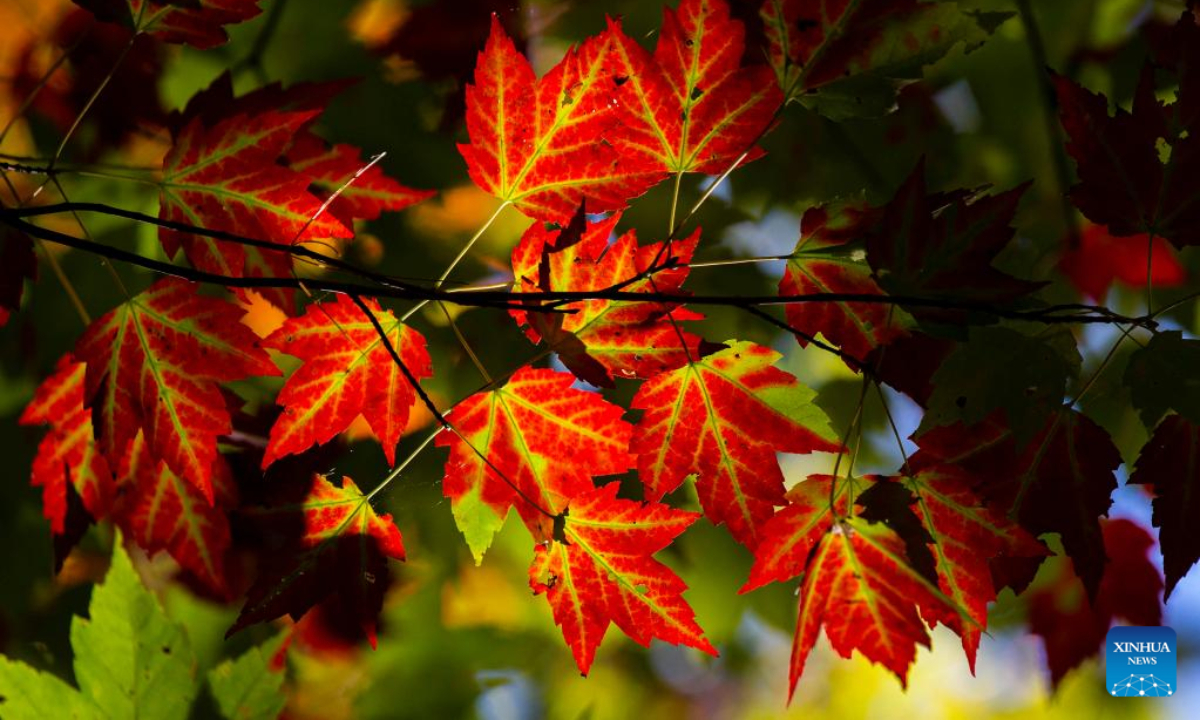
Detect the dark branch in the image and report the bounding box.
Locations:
[347,294,447,427]
[0,204,1155,331]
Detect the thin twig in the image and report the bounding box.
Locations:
[1,208,1156,329]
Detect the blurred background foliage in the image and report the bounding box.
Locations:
[1,0,1198,717]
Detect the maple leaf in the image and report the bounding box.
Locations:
[0,535,199,719]
[740,474,858,593]
[604,0,782,175]
[1129,415,1200,599]
[630,341,839,547]
[789,509,961,695]
[760,0,1007,116]
[283,131,435,226]
[1124,331,1200,429]
[779,203,908,364]
[19,355,115,535]
[459,17,664,220]
[1028,519,1163,687]
[72,278,279,502]
[207,634,288,720]
[263,294,432,468]
[171,72,350,131]
[858,468,1048,672]
[919,326,1079,446]
[159,108,352,310]
[866,331,957,407]
[912,408,1119,598]
[1054,13,1200,248]
[73,0,263,49]
[510,211,705,384]
[865,162,1042,306]
[230,474,405,646]
[115,431,232,596]
[529,481,715,675]
[1058,223,1186,300]
[436,367,634,562]
[790,519,951,692]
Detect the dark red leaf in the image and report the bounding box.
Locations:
[1129,415,1200,599]
[1028,519,1162,687]
[912,409,1119,598]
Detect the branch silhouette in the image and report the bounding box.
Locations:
[0,202,1155,331]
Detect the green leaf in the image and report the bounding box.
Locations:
[0,656,101,720]
[207,634,288,720]
[1125,331,1200,428]
[920,327,1079,445]
[71,535,200,718]
[0,536,200,719]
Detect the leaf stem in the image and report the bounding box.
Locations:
[830,374,870,514]
[668,170,683,234]
[439,301,492,382]
[1071,324,1137,406]
[437,201,510,287]
[48,33,138,173]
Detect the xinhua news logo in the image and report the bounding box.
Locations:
[1106,626,1177,697]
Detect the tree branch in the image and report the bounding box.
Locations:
[0,203,1155,330]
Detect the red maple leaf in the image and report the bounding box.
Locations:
[529,481,715,675]
[740,473,859,593]
[283,131,435,226]
[1028,519,1163,687]
[73,278,279,501]
[19,355,115,534]
[793,518,958,694]
[745,474,961,696]
[743,474,976,694]
[861,468,1048,671]
[230,474,405,647]
[263,295,432,468]
[630,341,839,547]
[912,408,1120,598]
[1129,415,1200,599]
[115,430,233,596]
[604,0,782,174]
[1058,224,1186,301]
[459,17,665,220]
[159,108,352,310]
[510,212,704,384]
[436,367,634,562]
[73,0,263,49]
[779,202,908,364]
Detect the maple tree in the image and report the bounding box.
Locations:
[0,0,1197,715]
